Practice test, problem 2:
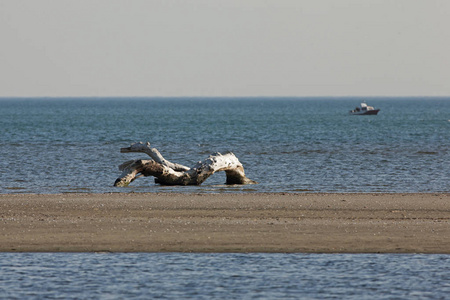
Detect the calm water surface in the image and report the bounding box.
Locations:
[1,97,449,194]
[0,253,449,299]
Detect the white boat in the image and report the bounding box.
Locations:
[349,102,380,115]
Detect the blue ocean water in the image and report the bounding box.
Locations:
[1,97,449,194]
[0,253,449,299]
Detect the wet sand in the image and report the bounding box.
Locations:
[0,193,449,253]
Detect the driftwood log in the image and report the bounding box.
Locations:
[114,142,257,187]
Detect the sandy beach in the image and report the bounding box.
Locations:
[0,193,449,253]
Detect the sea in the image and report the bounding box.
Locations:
[0,253,449,299]
[1,97,449,194]
[1,97,449,299]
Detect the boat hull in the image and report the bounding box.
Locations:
[350,109,380,115]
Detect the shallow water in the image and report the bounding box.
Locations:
[1,97,449,194]
[0,253,449,299]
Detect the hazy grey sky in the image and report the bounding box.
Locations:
[1,0,449,97]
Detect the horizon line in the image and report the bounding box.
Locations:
[1,95,450,100]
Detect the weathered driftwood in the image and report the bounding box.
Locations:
[114,142,257,187]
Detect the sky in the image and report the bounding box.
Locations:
[1,0,449,97]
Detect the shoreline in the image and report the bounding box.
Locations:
[1,192,449,254]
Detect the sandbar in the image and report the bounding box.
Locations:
[0,193,449,253]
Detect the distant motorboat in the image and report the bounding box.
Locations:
[349,102,380,115]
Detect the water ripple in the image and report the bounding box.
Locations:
[0,253,449,299]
